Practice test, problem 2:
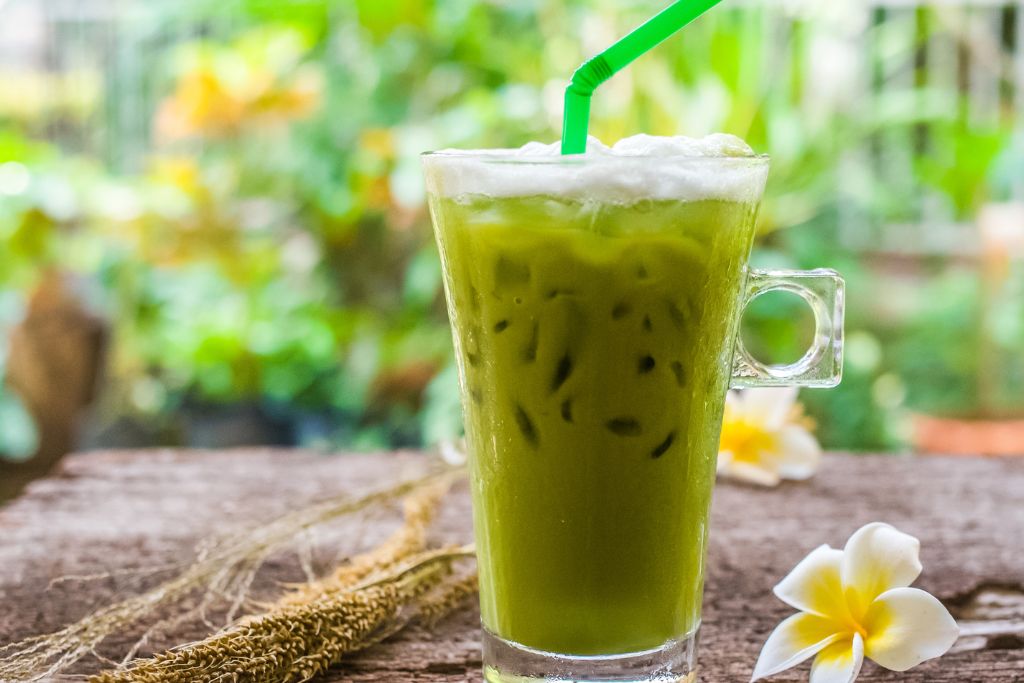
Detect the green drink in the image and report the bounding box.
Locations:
[423,137,842,682]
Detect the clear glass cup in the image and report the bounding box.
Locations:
[422,151,843,683]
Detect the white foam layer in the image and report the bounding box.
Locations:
[423,134,768,203]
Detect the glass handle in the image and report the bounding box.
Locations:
[731,268,845,388]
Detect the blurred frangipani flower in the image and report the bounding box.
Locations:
[753,523,959,682]
[438,438,467,466]
[717,387,821,486]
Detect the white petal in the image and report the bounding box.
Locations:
[810,633,864,683]
[776,425,822,480]
[773,545,849,620]
[717,449,734,471]
[751,612,843,681]
[735,387,799,428]
[438,439,467,465]
[863,587,960,671]
[718,456,781,487]
[841,523,922,616]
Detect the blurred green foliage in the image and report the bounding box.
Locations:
[0,0,1022,454]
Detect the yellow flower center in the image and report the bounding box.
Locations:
[844,615,869,640]
[719,417,778,464]
[840,588,875,640]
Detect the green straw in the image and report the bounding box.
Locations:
[561,0,725,155]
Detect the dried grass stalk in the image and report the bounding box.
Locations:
[89,547,474,683]
[87,468,477,683]
[416,573,479,627]
[280,473,453,605]
[0,467,460,682]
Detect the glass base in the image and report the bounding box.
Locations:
[482,627,699,683]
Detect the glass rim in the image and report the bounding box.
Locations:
[420,150,770,166]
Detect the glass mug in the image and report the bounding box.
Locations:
[422,151,843,683]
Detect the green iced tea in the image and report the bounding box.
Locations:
[428,192,760,656]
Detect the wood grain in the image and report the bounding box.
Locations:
[1,449,1022,681]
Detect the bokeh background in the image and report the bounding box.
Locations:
[1,0,1022,497]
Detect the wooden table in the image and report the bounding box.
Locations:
[1,449,1022,681]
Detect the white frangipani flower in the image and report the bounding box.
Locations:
[717,387,821,486]
[752,523,959,683]
[437,438,467,466]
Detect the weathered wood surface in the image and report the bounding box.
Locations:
[1,449,1022,682]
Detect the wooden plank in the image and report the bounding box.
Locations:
[1,449,1022,681]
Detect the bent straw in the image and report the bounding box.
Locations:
[561,0,725,155]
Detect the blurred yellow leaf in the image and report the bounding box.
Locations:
[156,67,245,140]
[155,32,323,141]
[150,156,203,194]
[360,128,396,160]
